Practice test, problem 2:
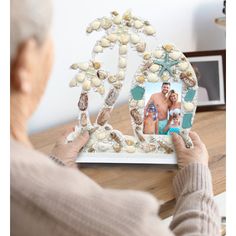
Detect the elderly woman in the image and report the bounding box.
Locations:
[10,0,220,235]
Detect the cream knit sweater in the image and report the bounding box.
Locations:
[10,138,220,236]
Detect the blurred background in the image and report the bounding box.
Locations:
[28,0,226,134]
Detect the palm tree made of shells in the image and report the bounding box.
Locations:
[69,10,157,137]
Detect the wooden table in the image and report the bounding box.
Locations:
[30,104,226,219]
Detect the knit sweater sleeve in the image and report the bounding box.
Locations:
[169,163,221,236]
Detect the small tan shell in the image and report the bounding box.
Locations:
[88,147,95,153]
[86,26,93,34]
[100,38,110,47]
[76,73,85,83]
[93,45,103,53]
[130,109,142,125]
[136,42,146,53]
[113,143,121,152]
[130,99,137,107]
[149,64,159,72]
[78,62,89,71]
[108,75,117,83]
[134,20,143,29]
[69,79,77,87]
[80,113,87,127]
[91,77,101,87]
[97,70,108,80]
[78,92,88,111]
[117,70,125,80]
[70,63,79,70]
[138,100,145,108]
[130,34,140,44]
[144,25,156,35]
[119,45,128,55]
[105,88,119,106]
[113,81,123,89]
[107,33,118,43]
[92,61,101,70]
[82,80,91,91]
[123,10,132,21]
[97,108,111,126]
[97,85,105,95]
[161,74,169,81]
[119,34,130,44]
[136,75,145,83]
[142,143,156,152]
[125,139,134,146]
[101,17,112,30]
[119,57,127,68]
[143,52,151,60]
[163,44,174,52]
[91,20,101,30]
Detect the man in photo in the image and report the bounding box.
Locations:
[144,82,170,135]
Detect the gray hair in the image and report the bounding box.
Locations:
[11,0,52,60]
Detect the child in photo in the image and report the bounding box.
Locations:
[143,103,158,134]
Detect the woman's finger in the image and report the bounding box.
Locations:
[56,127,74,145]
[172,133,185,152]
[189,131,202,147]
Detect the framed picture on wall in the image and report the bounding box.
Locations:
[184,50,226,111]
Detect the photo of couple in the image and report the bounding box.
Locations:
[143,82,181,135]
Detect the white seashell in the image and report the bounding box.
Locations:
[93,45,103,53]
[130,34,140,44]
[101,18,112,29]
[149,64,159,72]
[76,73,85,82]
[91,77,101,87]
[125,145,136,153]
[108,75,117,83]
[69,79,77,87]
[96,131,106,140]
[113,15,122,24]
[107,33,118,43]
[97,143,110,152]
[138,100,145,108]
[119,34,130,44]
[153,50,164,58]
[70,63,79,70]
[183,102,194,112]
[97,85,105,95]
[169,51,182,60]
[119,57,127,68]
[147,73,158,82]
[130,99,137,107]
[178,61,189,71]
[144,25,156,35]
[119,45,128,55]
[100,38,110,47]
[91,20,101,30]
[134,20,143,29]
[78,62,89,71]
[117,70,125,80]
[136,42,146,53]
[82,80,91,91]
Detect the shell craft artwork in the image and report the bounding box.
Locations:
[67,10,198,164]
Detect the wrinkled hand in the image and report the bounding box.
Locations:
[172,131,209,169]
[50,128,90,168]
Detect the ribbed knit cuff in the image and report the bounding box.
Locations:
[173,163,213,199]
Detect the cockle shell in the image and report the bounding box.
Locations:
[134,20,143,29]
[82,80,91,91]
[96,131,106,140]
[153,50,164,58]
[101,17,112,29]
[78,62,89,71]
[163,44,174,52]
[149,64,159,72]
[136,42,146,53]
[69,79,77,87]
[91,77,101,87]
[147,73,158,82]
[76,73,85,83]
[105,88,119,106]
[119,45,128,55]
[178,61,189,71]
[136,75,145,83]
[183,102,194,112]
[125,145,136,153]
[119,34,130,44]
[70,63,79,70]
[119,57,127,68]
[107,33,118,43]
[93,45,103,53]
[169,51,182,60]
[97,70,108,80]
[97,108,111,126]
[130,109,142,125]
[97,85,105,95]
[108,75,117,83]
[80,113,87,127]
[100,38,110,47]
[130,34,140,44]
[78,92,88,111]
[91,20,101,30]
[113,14,122,24]
[144,25,156,35]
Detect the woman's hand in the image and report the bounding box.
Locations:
[172,131,209,169]
[50,128,90,168]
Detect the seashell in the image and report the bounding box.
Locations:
[163,44,174,52]
[92,61,101,70]
[119,45,128,55]
[178,61,189,71]
[91,77,101,87]
[97,70,108,80]
[111,11,119,16]
[180,72,196,87]
[107,33,118,43]
[147,73,158,82]
[117,70,125,80]
[113,143,121,152]
[183,102,194,112]
[144,20,150,25]
[157,140,173,154]
[78,92,88,111]
[76,73,85,83]
[105,88,119,106]
[125,139,134,146]
[142,143,156,153]
[113,81,123,89]
[169,51,182,60]
[142,61,153,71]
[88,126,99,135]
[153,50,164,58]
[149,64,159,72]
[110,131,122,144]
[161,74,169,81]
[123,10,132,21]
[101,17,112,30]
[136,42,146,53]
[136,75,145,83]
[100,38,110,47]
[138,99,145,108]
[119,34,130,45]
[119,57,127,69]
[78,62,89,71]
[113,14,122,24]
[144,25,156,35]
[134,20,143,29]
[88,147,95,153]
[69,79,77,87]
[143,52,151,60]
[97,143,110,152]
[125,145,136,153]
[96,131,106,140]
[82,80,91,91]
[93,45,103,53]
[130,34,140,44]
[70,63,79,70]
[125,21,132,27]
[97,85,105,95]
[108,75,117,83]
[86,26,93,34]
[179,130,193,148]
[130,109,142,125]
[97,108,111,126]
[91,20,101,30]
[135,127,146,142]
[80,113,87,127]
[130,99,137,107]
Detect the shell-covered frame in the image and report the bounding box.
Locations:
[67,10,198,164]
